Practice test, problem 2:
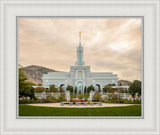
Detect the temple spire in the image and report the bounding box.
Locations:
[75,32,85,66]
[79,32,81,46]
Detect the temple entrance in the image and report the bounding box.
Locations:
[77,81,83,94]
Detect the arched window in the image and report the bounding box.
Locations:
[77,71,83,79]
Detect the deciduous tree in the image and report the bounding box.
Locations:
[87,85,95,93]
[103,85,113,93]
[49,85,58,92]
[66,85,74,94]
[34,87,46,93]
[19,68,34,97]
[129,80,141,97]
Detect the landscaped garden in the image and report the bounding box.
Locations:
[19,92,141,104]
[19,67,142,117]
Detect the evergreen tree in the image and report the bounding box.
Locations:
[30,87,35,99]
[84,86,87,93]
[66,85,74,94]
[75,86,77,95]
[87,85,95,93]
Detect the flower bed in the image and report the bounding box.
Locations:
[71,100,87,103]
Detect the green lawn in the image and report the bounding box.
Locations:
[19,104,141,116]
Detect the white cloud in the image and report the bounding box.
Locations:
[19,18,142,81]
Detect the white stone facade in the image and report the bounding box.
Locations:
[42,33,118,94]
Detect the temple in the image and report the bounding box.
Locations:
[42,32,118,94]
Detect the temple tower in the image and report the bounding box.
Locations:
[75,32,85,66]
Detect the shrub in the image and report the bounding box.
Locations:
[122,99,141,104]
[72,94,76,98]
[78,94,83,100]
[110,93,122,103]
[83,93,89,101]
[57,94,66,102]
[49,85,58,92]
[104,93,141,104]
[103,86,113,93]
[87,101,91,104]
[19,98,38,104]
[34,87,46,93]
[46,95,56,103]
[105,93,122,103]
[93,93,102,102]
[79,91,81,94]
[70,94,74,101]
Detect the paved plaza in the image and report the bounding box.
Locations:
[27,103,137,108]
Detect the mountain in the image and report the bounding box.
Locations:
[21,65,56,85]
[118,80,131,86]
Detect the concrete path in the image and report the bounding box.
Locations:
[27,103,137,108]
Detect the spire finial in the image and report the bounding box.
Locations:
[79,32,81,46]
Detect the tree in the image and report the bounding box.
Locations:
[87,85,95,93]
[49,85,58,92]
[98,87,101,93]
[19,68,27,92]
[129,80,141,97]
[107,83,116,86]
[84,86,87,93]
[75,86,77,95]
[19,68,34,97]
[103,85,113,93]
[60,86,64,93]
[30,87,35,99]
[34,87,46,93]
[66,85,74,94]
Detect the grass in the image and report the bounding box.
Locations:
[19,104,141,116]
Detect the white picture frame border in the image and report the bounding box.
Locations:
[0,0,159,135]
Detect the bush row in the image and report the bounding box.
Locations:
[19,93,141,104]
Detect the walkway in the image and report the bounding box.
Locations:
[27,103,137,108]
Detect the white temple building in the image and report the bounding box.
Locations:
[42,32,118,94]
